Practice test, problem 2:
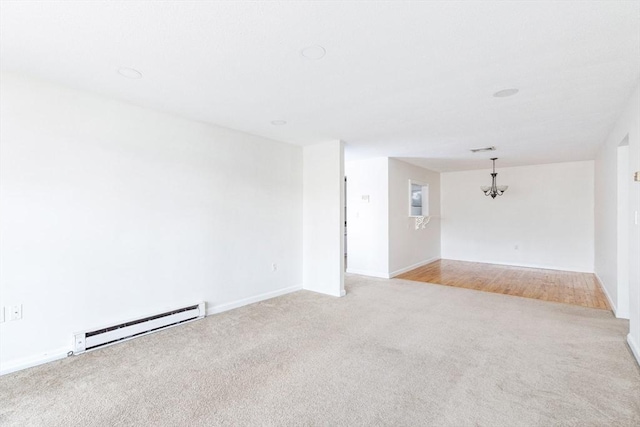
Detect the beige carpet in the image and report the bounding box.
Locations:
[1,275,639,426]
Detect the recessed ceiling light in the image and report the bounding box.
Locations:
[271,120,287,126]
[493,88,519,98]
[118,67,143,79]
[301,45,326,60]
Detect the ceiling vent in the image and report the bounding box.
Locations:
[470,146,496,153]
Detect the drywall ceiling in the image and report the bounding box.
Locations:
[1,1,638,171]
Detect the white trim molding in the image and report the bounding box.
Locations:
[1,347,70,376]
[390,257,440,278]
[345,268,390,279]
[347,257,440,279]
[2,286,302,375]
[627,334,640,366]
[443,257,593,274]
[594,273,618,316]
[207,285,302,316]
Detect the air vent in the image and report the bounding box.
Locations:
[470,146,496,153]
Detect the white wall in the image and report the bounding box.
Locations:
[345,158,389,278]
[616,144,630,319]
[345,158,441,278]
[0,73,303,372]
[595,140,622,311]
[302,140,345,297]
[594,83,640,364]
[388,159,441,276]
[441,161,594,272]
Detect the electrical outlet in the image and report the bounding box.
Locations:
[10,304,22,321]
[271,263,278,272]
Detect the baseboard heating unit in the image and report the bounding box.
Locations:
[73,302,205,354]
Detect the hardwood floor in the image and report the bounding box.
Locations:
[396,259,611,310]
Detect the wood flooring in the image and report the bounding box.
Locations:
[396,259,611,310]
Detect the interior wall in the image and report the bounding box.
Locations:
[617,143,630,319]
[0,73,304,372]
[595,140,621,311]
[302,140,345,297]
[388,159,441,276]
[594,82,640,364]
[345,158,390,278]
[441,161,594,272]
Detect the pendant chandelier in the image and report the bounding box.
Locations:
[481,158,508,198]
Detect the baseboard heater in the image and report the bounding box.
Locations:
[73,302,205,354]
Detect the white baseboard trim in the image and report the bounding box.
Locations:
[627,334,640,366]
[390,257,440,278]
[1,286,302,376]
[594,273,618,316]
[442,257,592,274]
[206,285,302,316]
[346,257,440,279]
[345,268,390,279]
[301,287,345,298]
[0,347,69,376]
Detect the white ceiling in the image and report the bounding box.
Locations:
[1,1,638,171]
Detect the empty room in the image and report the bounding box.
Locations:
[1,1,639,426]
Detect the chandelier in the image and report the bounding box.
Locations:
[481,158,508,198]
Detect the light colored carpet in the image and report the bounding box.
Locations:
[1,275,639,426]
